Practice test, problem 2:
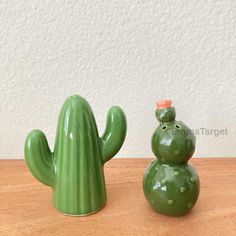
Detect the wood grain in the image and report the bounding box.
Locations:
[0,158,236,236]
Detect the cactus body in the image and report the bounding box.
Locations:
[25,95,126,215]
[143,100,200,216]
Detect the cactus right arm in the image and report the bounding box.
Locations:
[101,106,127,164]
[24,130,55,187]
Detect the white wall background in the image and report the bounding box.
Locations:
[0,0,235,159]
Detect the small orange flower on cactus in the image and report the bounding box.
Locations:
[156,100,172,109]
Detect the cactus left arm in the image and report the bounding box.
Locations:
[101,106,127,164]
[24,130,55,187]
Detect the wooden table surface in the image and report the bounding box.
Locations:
[0,158,236,236]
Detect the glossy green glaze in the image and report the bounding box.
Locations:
[25,95,127,216]
[143,101,200,216]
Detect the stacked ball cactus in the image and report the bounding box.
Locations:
[25,95,127,216]
[143,100,200,216]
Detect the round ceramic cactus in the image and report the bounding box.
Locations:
[25,95,127,216]
[143,100,200,216]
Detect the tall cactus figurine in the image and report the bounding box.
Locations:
[24,95,127,216]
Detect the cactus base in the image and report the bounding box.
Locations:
[60,203,106,217]
[143,160,200,217]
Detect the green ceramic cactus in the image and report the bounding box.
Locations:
[25,95,127,216]
[143,100,200,217]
